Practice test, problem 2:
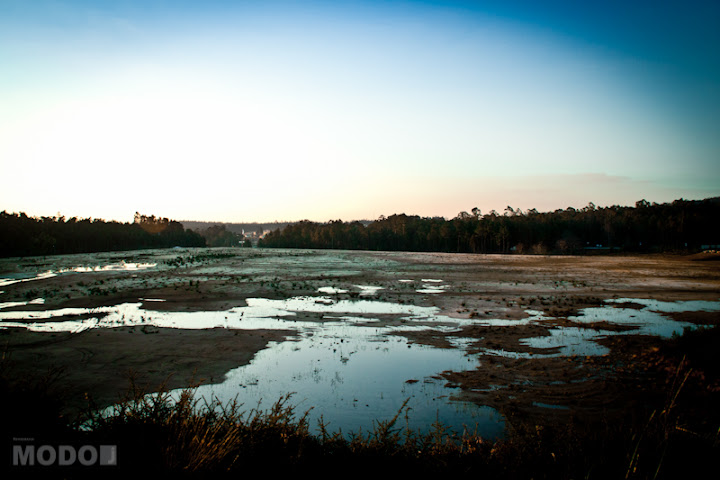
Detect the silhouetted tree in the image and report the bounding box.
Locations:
[258,197,720,255]
[0,212,205,257]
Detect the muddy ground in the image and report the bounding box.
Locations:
[1,248,718,427]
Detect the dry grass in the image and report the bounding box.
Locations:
[2,328,719,478]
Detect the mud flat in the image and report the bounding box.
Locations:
[1,248,718,434]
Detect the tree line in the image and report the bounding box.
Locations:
[3,197,717,257]
[258,197,720,254]
[196,224,248,248]
[180,220,298,236]
[0,212,206,257]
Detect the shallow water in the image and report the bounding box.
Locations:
[416,278,450,294]
[0,298,44,310]
[0,261,155,287]
[520,327,618,356]
[355,285,384,296]
[317,287,348,294]
[2,290,718,437]
[487,299,709,358]
[188,325,503,437]
[606,298,720,313]
[57,262,156,273]
[569,308,693,338]
[0,271,57,287]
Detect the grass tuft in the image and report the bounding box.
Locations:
[2,327,719,478]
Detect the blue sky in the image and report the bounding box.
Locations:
[1,0,718,222]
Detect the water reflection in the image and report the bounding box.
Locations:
[188,325,503,438]
[0,262,156,287]
[0,271,57,287]
[2,293,719,437]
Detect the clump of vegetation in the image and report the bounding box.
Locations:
[164,252,236,268]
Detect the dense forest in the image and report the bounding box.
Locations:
[2,197,718,258]
[259,198,720,254]
[0,212,206,257]
[195,224,247,248]
[180,220,299,236]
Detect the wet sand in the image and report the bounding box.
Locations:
[1,326,294,417]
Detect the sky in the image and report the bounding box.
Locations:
[1,0,718,223]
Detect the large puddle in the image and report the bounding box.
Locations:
[189,325,501,437]
[480,299,719,358]
[0,261,156,287]
[2,288,719,437]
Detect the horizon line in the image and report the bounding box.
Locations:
[4,195,717,226]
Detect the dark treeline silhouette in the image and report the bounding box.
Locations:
[259,197,720,254]
[0,212,205,257]
[197,224,244,247]
[181,220,297,236]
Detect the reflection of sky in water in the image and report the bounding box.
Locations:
[187,325,503,438]
[245,297,438,316]
[606,298,720,313]
[0,262,155,287]
[416,279,449,294]
[317,286,348,294]
[0,293,501,436]
[520,327,617,356]
[0,298,44,310]
[355,285,383,296]
[417,286,450,294]
[0,271,57,287]
[57,262,156,273]
[2,290,719,437]
[2,296,717,352]
[569,308,693,337]
[489,299,713,358]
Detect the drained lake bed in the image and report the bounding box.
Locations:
[1,248,718,437]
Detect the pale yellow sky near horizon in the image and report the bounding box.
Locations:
[1,1,717,223]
